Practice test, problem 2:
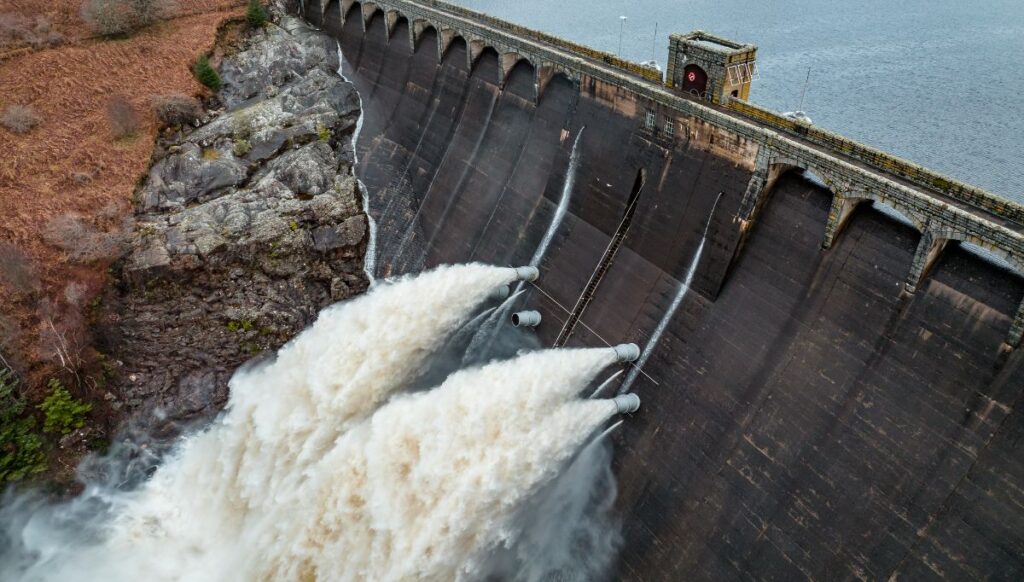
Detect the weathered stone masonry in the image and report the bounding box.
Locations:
[307,0,1024,346]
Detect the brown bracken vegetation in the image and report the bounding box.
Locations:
[0,0,245,486]
[105,94,141,139]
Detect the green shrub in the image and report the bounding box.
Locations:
[233,138,251,157]
[0,367,46,483]
[38,379,92,435]
[226,319,255,333]
[246,0,268,28]
[193,55,222,92]
[232,110,254,140]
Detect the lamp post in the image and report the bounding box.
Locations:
[618,15,627,56]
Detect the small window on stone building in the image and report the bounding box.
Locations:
[644,110,656,130]
[665,121,675,137]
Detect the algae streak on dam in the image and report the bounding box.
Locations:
[315,0,1024,578]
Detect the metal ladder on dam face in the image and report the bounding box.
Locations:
[554,169,646,347]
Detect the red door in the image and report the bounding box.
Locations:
[681,64,708,97]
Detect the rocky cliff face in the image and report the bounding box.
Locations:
[97,16,368,432]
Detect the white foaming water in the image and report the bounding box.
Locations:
[621,193,722,392]
[589,370,624,399]
[448,305,497,349]
[3,265,630,581]
[338,40,378,283]
[461,289,524,365]
[472,427,623,581]
[278,347,622,580]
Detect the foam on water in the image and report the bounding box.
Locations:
[461,289,525,366]
[2,264,628,582]
[278,347,621,580]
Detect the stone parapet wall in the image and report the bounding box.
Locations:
[761,135,1024,260]
[726,98,1024,225]
[370,0,662,82]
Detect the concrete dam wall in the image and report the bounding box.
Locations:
[314,1,1024,579]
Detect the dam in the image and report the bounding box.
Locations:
[307,1,1024,578]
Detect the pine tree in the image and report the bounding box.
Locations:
[0,367,46,483]
[38,379,92,435]
[247,0,268,28]
[193,54,223,92]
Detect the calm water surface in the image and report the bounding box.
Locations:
[453,0,1024,202]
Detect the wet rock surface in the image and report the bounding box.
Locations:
[98,16,368,432]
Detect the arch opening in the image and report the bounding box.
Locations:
[308,0,325,27]
[760,163,869,250]
[339,1,366,63]
[504,58,536,97]
[441,35,468,67]
[471,45,499,70]
[536,64,569,103]
[550,71,572,87]
[871,201,924,233]
[544,71,575,99]
[752,162,839,221]
[323,0,343,37]
[364,6,384,30]
[341,0,360,22]
[470,46,500,82]
[389,15,410,47]
[956,242,1020,277]
[681,64,708,96]
[413,24,438,55]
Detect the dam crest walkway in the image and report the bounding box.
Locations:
[309,0,1024,346]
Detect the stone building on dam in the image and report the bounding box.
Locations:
[305,0,1024,578]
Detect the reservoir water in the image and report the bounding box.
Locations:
[453,0,1024,202]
